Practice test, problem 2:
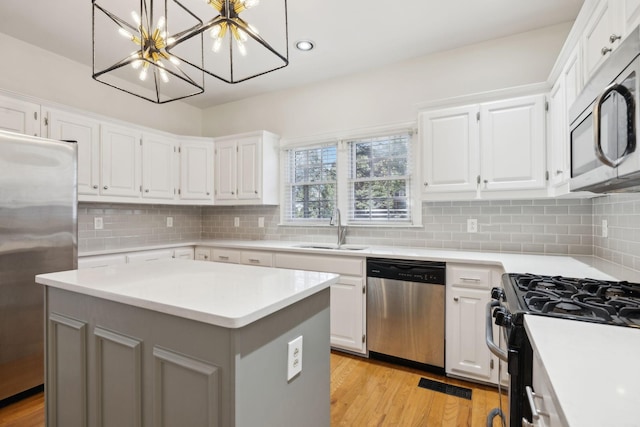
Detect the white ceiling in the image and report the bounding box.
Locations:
[0,0,585,109]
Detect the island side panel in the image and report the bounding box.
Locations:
[45,287,234,427]
[231,288,331,427]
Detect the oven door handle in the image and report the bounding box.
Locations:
[486,301,508,362]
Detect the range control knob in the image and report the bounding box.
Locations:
[494,308,512,327]
[490,287,505,301]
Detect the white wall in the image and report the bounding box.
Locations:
[201,22,572,140]
[0,32,203,136]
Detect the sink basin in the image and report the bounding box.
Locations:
[294,244,368,251]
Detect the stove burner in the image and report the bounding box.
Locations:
[554,301,582,313]
[508,273,640,327]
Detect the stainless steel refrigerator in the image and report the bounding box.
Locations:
[0,129,77,402]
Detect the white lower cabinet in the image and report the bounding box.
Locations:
[526,352,563,427]
[211,248,241,264]
[173,247,195,260]
[195,247,211,261]
[274,252,366,354]
[446,263,504,385]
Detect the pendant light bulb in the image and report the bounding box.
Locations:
[139,66,148,81]
[210,25,221,39]
[118,27,134,40]
[159,68,169,83]
[157,16,166,31]
[237,41,247,56]
[131,11,141,26]
[212,37,222,52]
[169,55,180,66]
[244,0,260,9]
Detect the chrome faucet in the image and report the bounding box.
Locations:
[330,208,347,247]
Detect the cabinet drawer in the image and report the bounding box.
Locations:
[195,247,211,261]
[78,254,127,269]
[211,248,241,264]
[275,253,364,276]
[126,249,174,263]
[173,247,194,260]
[447,264,500,290]
[241,251,273,267]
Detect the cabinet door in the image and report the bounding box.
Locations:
[214,140,237,200]
[446,287,493,382]
[0,95,40,136]
[547,78,567,187]
[195,247,211,261]
[330,276,365,353]
[180,140,213,201]
[583,0,623,82]
[237,137,261,200]
[101,125,142,198]
[142,133,176,200]
[624,0,640,36]
[420,105,480,194]
[480,95,545,191]
[47,109,100,195]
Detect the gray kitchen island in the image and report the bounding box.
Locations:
[36,260,338,427]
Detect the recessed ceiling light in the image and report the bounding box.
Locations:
[295,40,315,51]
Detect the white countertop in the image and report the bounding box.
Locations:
[36,260,339,328]
[525,315,640,427]
[80,239,640,282]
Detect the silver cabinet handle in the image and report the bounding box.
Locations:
[207,192,210,196]
[556,169,563,175]
[254,190,258,194]
[525,386,540,421]
[423,182,428,187]
[610,34,621,43]
[601,46,613,56]
[453,297,459,302]
[204,255,209,259]
[461,277,481,282]
[103,186,108,190]
[248,258,260,263]
[93,185,98,189]
[145,189,149,193]
[231,191,235,195]
[218,255,229,260]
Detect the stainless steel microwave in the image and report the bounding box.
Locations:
[569,26,640,193]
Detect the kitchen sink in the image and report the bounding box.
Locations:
[294,244,368,251]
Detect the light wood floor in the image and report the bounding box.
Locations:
[0,351,506,426]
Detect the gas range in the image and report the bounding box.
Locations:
[487,272,640,427]
[501,273,640,328]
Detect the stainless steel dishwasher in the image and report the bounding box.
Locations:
[367,258,445,371]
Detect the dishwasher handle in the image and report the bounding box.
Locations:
[486,301,508,362]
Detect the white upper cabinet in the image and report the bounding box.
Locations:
[624,0,640,35]
[142,132,176,200]
[421,93,546,198]
[214,131,279,205]
[582,0,623,82]
[179,138,214,202]
[214,139,237,201]
[101,124,142,199]
[46,108,101,196]
[480,95,546,191]
[420,105,480,194]
[0,95,40,136]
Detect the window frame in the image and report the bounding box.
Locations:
[280,125,421,227]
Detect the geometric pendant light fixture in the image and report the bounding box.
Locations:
[92,0,205,104]
[165,0,289,84]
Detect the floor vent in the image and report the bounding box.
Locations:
[417,378,472,400]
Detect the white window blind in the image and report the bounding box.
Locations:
[347,133,412,223]
[283,143,337,222]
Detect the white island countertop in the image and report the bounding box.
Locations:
[525,315,640,427]
[36,260,339,328]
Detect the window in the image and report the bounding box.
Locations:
[282,129,418,226]
[348,133,411,222]
[284,144,337,221]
